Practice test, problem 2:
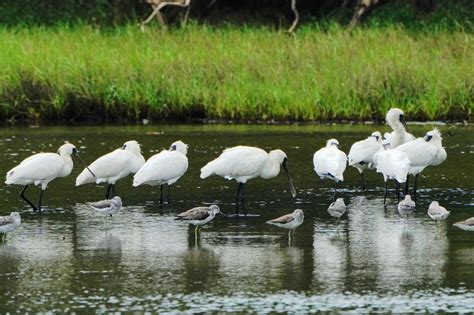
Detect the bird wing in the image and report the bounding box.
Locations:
[313,148,346,181]
[348,138,381,165]
[176,207,210,220]
[88,200,112,209]
[6,153,65,182]
[397,139,438,167]
[464,217,474,226]
[268,213,295,224]
[0,216,14,227]
[134,151,188,186]
[201,146,267,179]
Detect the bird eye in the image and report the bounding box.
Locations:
[122,145,127,149]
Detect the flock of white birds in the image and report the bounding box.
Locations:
[0,107,473,241]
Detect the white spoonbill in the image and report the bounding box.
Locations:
[348,131,382,190]
[5,143,90,212]
[427,201,450,222]
[372,138,410,204]
[313,139,347,201]
[385,108,415,149]
[266,209,304,243]
[397,128,447,198]
[76,140,145,199]
[453,217,474,231]
[200,146,296,215]
[0,212,21,241]
[175,205,221,237]
[133,140,188,205]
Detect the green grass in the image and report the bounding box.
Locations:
[0,23,472,122]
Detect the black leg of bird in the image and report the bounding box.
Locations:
[106,184,112,199]
[413,174,419,200]
[404,175,410,195]
[37,189,44,212]
[361,173,366,191]
[167,185,171,204]
[383,181,388,204]
[332,181,338,202]
[395,180,400,203]
[20,185,38,212]
[160,184,163,205]
[235,183,242,213]
[111,184,116,198]
[239,183,246,216]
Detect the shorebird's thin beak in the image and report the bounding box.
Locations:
[74,150,96,178]
[282,158,297,198]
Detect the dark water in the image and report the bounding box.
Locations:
[0,124,472,313]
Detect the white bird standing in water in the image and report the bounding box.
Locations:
[372,138,410,204]
[397,195,416,222]
[313,139,347,201]
[266,209,304,243]
[5,143,91,212]
[175,205,221,237]
[427,201,450,222]
[397,129,447,198]
[348,131,382,190]
[133,140,189,205]
[453,217,474,231]
[76,140,145,199]
[385,108,415,149]
[327,198,347,221]
[0,212,21,241]
[200,146,296,215]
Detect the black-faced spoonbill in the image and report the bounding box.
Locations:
[385,108,415,148]
[427,201,450,222]
[396,129,447,198]
[0,212,21,241]
[266,209,304,244]
[175,205,221,238]
[313,139,347,201]
[76,140,145,199]
[133,140,188,205]
[5,143,90,212]
[348,131,382,190]
[200,146,296,215]
[372,138,410,204]
[453,217,474,231]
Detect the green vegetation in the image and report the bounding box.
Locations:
[0,22,472,122]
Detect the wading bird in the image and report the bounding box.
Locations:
[385,108,415,149]
[76,140,145,199]
[0,212,21,241]
[133,140,189,205]
[327,198,347,221]
[348,131,382,190]
[372,138,410,204]
[88,196,122,229]
[396,129,447,198]
[453,217,474,231]
[313,139,347,201]
[5,143,91,212]
[175,205,221,238]
[200,146,296,215]
[397,195,416,223]
[266,209,304,244]
[427,201,450,222]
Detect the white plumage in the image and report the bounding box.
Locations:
[313,139,347,200]
[397,195,416,219]
[88,196,122,216]
[427,201,450,221]
[348,131,382,189]
[5,143,78,211]
[200,146,296,214]
[76,140,145,198]
[327,198,347,220]
[385,108,415,149]
[133,140,189,204]
[0,212,21,241]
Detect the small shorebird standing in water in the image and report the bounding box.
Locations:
[267,209,304,244]
[327,198,347,222]
[427,201,450,222]
[88,196,122,229]
[0,212,21,242]
[453,217,474,231]
[397,195,416,225]
[176,205,221,238]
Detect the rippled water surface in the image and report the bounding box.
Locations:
[0,124,472,313]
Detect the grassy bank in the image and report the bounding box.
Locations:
[0,24,472,122]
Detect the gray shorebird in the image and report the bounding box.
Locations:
[88,196,122,217]
[327,198,347,221]
[0,212,21,241]
[176,205,221,237]
[453,217,474,231]
[267,209,304,243]
[397,195,416,222]
[427,201,450,222]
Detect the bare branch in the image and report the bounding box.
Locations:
[288,0,300,33]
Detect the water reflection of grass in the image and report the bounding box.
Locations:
[0,23,472,122]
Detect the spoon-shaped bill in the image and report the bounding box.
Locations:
[73,149,96,178]
[400,114,410,133]
[282,158,297,197]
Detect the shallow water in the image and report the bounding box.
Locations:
[0,124,472,313]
